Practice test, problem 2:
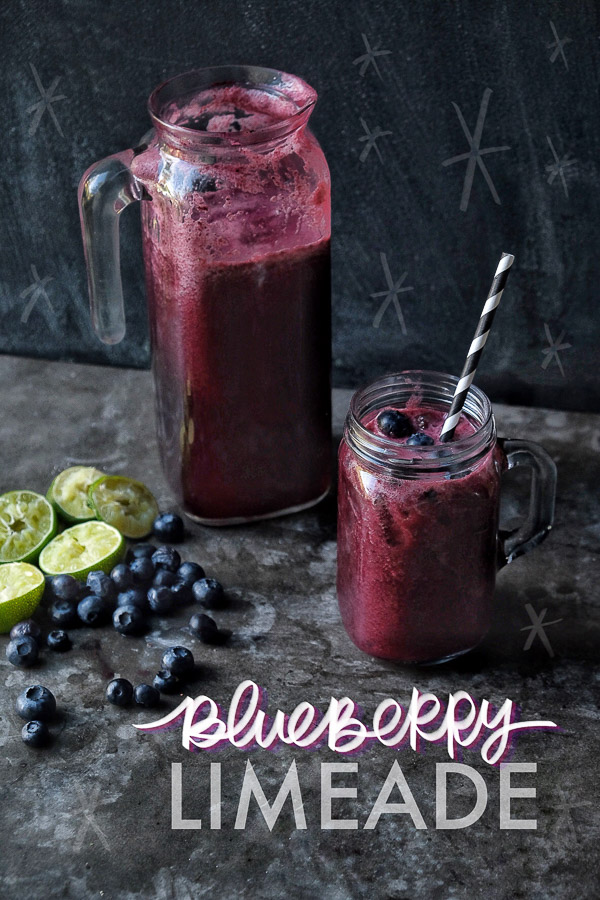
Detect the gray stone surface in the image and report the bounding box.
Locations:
[0,355,598,900]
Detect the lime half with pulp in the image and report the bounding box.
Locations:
[0,562,45,633]
[39,521,125,580]
[47,465,104,523]
[88,475,159,539]
[0,490,57,564]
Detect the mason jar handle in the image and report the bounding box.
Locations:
[498,438,557,567]
[78,148,141,344]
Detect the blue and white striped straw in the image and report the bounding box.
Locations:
[440,252,515,442]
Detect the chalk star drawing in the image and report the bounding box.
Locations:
[26,63,66,137]
[442,88,510,212]
[551,788,592,843]
[371,252,413,332]
[358,118,392,163]
[545,136,576,198]
[73,782,110,852]
[547,21,572,70]
[353,33,392,79]
[20,265,55,324]
[520,603,563,657]
[541,323,572,378]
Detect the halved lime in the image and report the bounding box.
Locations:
[47,466,104,523]
[0,562,45,633]
[0,490,57,564]
[38,521,125,580]
[88,475,159,539]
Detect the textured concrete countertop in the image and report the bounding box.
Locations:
[0,355,598,900]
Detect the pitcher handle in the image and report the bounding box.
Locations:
[498,437,557,567]
[78,148,141,344]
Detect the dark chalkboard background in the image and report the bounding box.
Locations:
[0,0,598,410]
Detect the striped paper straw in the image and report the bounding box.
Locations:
[440,252,515,442]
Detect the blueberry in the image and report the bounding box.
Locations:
[22,720,50,748]
[153,669,182,694]
[10,619,42,642]
[49,598,79,628]
[377,410,412,438]
[106,678,133,707]
[177,562,206,586]
[186,112,212,131]
[171,581,193,605]
[153,513,185,544]
[147,586,175,614]
[192,577,225,609]
[15,685,56,721]
[77,594,110,627]
[151,546,181,572]
[406,433,435,447]
[153,569,177,589]
[6,636,38,667]
[162,646,194,677]
[112,606,146,636]
[86,570,117,604]
[129,557,155,586]
[116,587,149,612]
[47,630,72,652]
[50,574,81,602]
[431,447,453,459]
[190,612,230,646]
[111,563,134,592]
[134,683,161,708]
[126,542,157,563]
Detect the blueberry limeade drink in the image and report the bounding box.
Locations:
[79,67,331,524]
[337,372,506,664]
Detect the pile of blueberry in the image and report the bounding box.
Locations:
[377,409,435,446]
[15,684,57,747]
[5,618,67,669]
[5,512,233,745]
[106,645,197,709]
[44,541,229,643]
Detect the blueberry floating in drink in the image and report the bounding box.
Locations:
[376,409,412,438]
[406,433,435,447]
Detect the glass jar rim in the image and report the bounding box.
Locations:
[148,65,317,150]
[345,370,496,476]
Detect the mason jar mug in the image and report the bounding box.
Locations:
[337,371,557,664]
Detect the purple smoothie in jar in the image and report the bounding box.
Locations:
[337,372,506,664]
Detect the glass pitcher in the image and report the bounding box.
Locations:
[78,66,331,525]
